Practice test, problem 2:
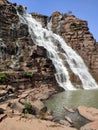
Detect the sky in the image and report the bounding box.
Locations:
[9,0,98,41]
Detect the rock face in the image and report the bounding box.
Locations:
[0,2,98,130]
[0,2,59,90]
[0,1,98,89]
[31,12,48,28]
[50,11,98,82]
[30,11,98,82]
[0,0,9,5]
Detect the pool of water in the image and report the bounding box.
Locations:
[44,89,98,120]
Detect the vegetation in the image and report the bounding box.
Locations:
[23,72,32,78]
[23,102,36,115]
[0,73,8,84]
[70,23,82,31]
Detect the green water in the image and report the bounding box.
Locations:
[45,90,98,119]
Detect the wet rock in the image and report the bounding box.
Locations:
[37,111,53,121]
[65,116,73,124]
[59,119,72,127]
[18,23,29,37]
[64,106,90,129]
[30,45,47,58]
[17,5,26,15]
[31,12,48,27]
[51,12,98,82]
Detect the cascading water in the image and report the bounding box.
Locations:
[0,39,7,62]
[17,8,98,90]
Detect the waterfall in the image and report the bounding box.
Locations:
[0,39,7,61]
[17,9,98,90]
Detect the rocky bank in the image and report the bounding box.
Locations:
[0,0,98,130]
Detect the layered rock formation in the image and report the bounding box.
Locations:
[51,11,98,82]
[0,0,9,5]
[32,11,98,82]
[0,1,98,130]
[0,0,98,87]
[0,1,59,91]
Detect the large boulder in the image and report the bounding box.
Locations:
[78,106,98,121]
[80,121,98,130]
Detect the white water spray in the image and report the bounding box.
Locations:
[17,10,98,90]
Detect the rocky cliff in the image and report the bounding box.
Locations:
[31,11,98,83]
[0,0,98,90]
[0,1,58,91]
[0,1,98,130]
[51,11,98,82]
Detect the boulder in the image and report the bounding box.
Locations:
[64,106,90,129]
[80,121,98,130]
[0,117,78,130]
[31,100,46,113]
[78,106,98,121]
[7,100,24,113]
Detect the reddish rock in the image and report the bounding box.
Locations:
[80,121,98,130]
[78,106,98,121]
[0,0,98,87]
[0,0,8,5]
[31,12,48,27]
[51,12,98,82]
[0,117,77,130]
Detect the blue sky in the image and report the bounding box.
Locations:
[9,0,98,41]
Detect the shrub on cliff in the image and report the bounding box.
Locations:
[0,73,8,84]
[23,102,36,115]
[23,72,32,78]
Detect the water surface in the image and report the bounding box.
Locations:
[45,90,98,119]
